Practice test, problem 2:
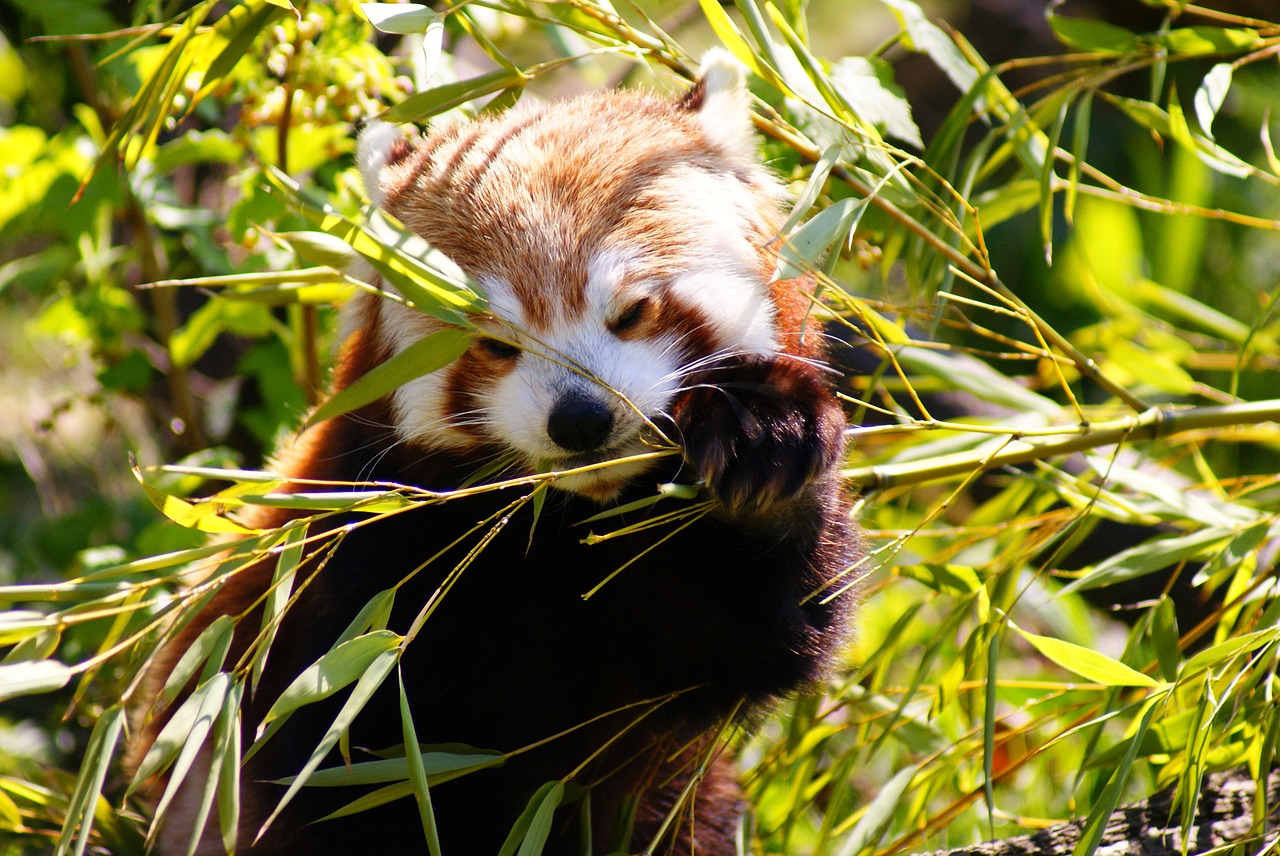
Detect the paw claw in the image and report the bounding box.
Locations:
[673,358,844,516]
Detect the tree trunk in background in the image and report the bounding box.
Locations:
[929,768,1279,856]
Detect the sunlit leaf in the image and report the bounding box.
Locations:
[1059,528,1235,596]
[1010,623,1160,687]
[306,328,471,428]
[1047,15,1139,54]
[1194,64,1233,137]
[54,705,125,856]
[360,3,437,35]
[259,630,401,731]
[255,648,400,839]
[0,659,72,703]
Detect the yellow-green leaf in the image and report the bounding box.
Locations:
[1012,623,1158,687]
[306,328,470,428]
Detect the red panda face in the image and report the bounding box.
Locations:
[355,52,788,500]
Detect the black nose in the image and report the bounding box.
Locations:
[547,393,614,452]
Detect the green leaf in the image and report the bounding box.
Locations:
[284,747,503,788]
[216,684,242,855]
[199,1,287,98]
[361,3,437,34]
[1059,527,1234,596]
[1010,622,1159,687]
[158,614,235,709]
[276,231,360,270]
[829,56,921,148]
[781,143,846,238]
[879,0,979,97]
[1158,26,1261,56]
[382,67,529,124]
[147,674,232,840]
[1193,64,1233,137]
[1047,15,1139,54]
[698,0,776,86]
[1182,628,1279,679]
[306,328,471,428]
[776,197,869,281]
[0,660,73,703]
[498,780,565,856]
[258,630,402,731]
[835,763,917,856]
[1151,598,1180,684]
[255,647,401,841]
[252,522,307,692]
[261,167,484,323]
[398,667,442,856]
[54,705,125,856]
[1072,698,1161,856]
[169,298,275,368]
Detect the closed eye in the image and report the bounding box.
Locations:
[609,297,652,335]
[477,336,521,359]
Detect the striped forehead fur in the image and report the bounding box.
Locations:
[359,73,783,330]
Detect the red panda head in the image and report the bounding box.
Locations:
[353,51,795,500]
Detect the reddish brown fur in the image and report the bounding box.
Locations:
[132,60,859,856]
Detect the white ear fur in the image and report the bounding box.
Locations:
[356,120,401,208]
[693,48,756,160]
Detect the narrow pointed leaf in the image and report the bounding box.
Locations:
[306,328,470,428]
[255,647,400,840]
[1011,623,1158,687]
[259,630,401,730]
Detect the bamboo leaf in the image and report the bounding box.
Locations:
[1010,622,1159,687]
[258,630,401,732]
[360,3,436,34]
[1194,64,1233,137]
[835,763,917,856]
[781,143,846,237]
[255,647,401,841]
[252,521,307,692]
[147,674,232,840]
[158,614,235,710]
[216,683,242,855]
[199,1,286,97]
[498,780,565,856]
[398,667,441,855]
[261,167,484,323]
[1182,628,1279,679]
[1047,15,1139,54]
[698,0,775,85]
[0,660,73,703]
[776,197,869,281]
[1059,528,1235,596]
[1151,598,1180,684]
[1159,26,1262,56]
[382,67,530,124]
[281,747,503,788]
[54,705,125,856]
[305,328,471,428]
[1072,698,1161,856]
[879,0,979,99]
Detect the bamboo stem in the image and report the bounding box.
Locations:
[845,400,1280,490]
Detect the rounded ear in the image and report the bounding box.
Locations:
[679,48,757,161]
[356,120,415,208]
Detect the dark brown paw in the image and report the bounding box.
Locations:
[672,358,845,514]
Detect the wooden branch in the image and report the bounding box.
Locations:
[926,768,1280,856]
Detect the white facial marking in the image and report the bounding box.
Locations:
[658,170,779,357]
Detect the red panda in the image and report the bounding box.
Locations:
[136,50,860,855]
